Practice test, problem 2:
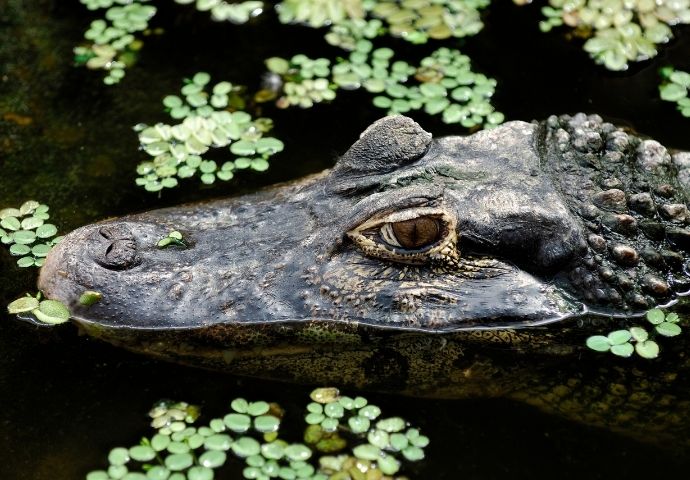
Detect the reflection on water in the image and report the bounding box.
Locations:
[2,1,690,478]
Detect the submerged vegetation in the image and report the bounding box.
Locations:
[586,308,683,359]
[86,388,429,480]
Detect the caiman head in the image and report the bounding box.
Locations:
[39,114,690,333]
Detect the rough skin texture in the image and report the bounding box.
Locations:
[37,114,690,447]
[542,113,690,312]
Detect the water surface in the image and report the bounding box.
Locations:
[2,1,690,478]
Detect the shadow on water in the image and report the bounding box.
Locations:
[1,0,690,478]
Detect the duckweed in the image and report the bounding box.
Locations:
[585,308,683,359]
[266,44,503,129]
[659,66,690,117]
[1,201,62,268]
[518,0,690,71]
[74,0,156,84]
[277,0,365,28]
[157,231,186,248]
[7,292,71,325]
[324,18,384,50]
[86,389,429,479]
[368,0,489,43]
[175,0,265,23]
[280,0,489,46]
[135,73,284,192]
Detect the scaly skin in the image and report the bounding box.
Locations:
[38,114,690,446]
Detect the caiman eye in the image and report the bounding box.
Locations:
[347,208,459,266]
[381,217,441,249]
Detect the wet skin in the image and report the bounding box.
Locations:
[38,114,690,447]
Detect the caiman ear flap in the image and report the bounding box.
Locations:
[334,116,432,176]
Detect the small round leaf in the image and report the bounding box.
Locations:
[635,340,660,359]
[7,296,39,314]
[586,335,611,352]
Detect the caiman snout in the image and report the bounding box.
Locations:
[88,224,139,270]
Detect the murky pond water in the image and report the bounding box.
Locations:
[2,1,690,479]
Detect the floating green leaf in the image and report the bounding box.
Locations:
[646,308,665,325]
[7,296,40,314]
[33,299,71,325]
[656,322,682,337]
[635,340,660,359]
[610,343,634,358]
[607,330,632,345]
[587,308,684,359]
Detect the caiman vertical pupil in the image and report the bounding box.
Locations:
[392,217,440,249]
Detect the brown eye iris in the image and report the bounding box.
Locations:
[390,217,440,249]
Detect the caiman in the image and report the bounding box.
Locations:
[38,114,690,446]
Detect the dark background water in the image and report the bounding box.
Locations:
[1,1,690,478]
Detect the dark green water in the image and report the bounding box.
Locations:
[2,1,690,478]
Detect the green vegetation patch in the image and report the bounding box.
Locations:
[517,0,690,71]
[278,0,490,45]
[174,0,265,23]
[86,388,429,479]
[586,308,683,359]
[659,66,690,117]
[74,0,157,84]
[277,0,366,28]
[0,200,63,268]
[135,72,284,192]
[7,292,71,325]
[265,44,503,129]
[368,0,489,43]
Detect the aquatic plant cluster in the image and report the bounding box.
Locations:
[157,230,187,248]
[365,0,489,42]
[517,0,690,71]
[74,0,266,84]
[6,292,71,325]
[135,72,284,191]
[0,201,62,268]
[86,388,429,480]
[586,308,683,359]
[277,0,491,43]
[266,0,502,127]
[174,0,265,23]
[74,0,157,84]
[264,45,503,129]
[659,66,690,118]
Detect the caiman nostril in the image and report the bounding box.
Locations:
[90,224,139,270]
